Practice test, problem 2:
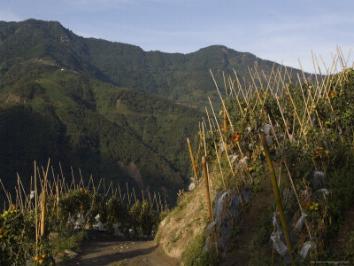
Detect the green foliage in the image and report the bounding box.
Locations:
[0,208,35,265]
[345,231,354,260]
[59,189,92,222]
[182,232,219,266]
[0,105,68,191]
[140,201,156,236]
[129,200,142,231]
[326,150,354,239]
[106,196,126,224]
[51,230,87,255]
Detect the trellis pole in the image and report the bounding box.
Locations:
[202,156,213,221]
[261,133,295,265]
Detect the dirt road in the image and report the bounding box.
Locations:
[67,239,179,266]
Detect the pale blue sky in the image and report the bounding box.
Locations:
[0,0,353,71]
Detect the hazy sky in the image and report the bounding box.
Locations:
[0,0,353,71]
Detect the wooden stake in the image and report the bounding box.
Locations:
[34,161,39,259]
[202,156,213,221]
[40,159,51,239]
[187,138,199,181]
[261,134,295,265]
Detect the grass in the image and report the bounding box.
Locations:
[52,230,87,263]
[182,231,219,266]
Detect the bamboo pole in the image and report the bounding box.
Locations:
[268,115,313,239]
[233,70,250,107]
[284,84,307,140]
[147,190,152,206]
[16,174,24,212]
[229,78,245,117]
[201,122,210,183]
[187,138,199,181]
[28,175,33,211]
[208,97,242,198]
[210,70,234,132]
[213,141,226,189]
[34,161,39,260]
[223,108,228,132]
[0,178,11,205]
[274,94,292,141]
[261,134,295,265]
[40,159,51,239]
[132,187,137,203]
[126,183,131,206]
[202,156,213,221]
[15,187,20,210]
[152,192,157,212]
[70,166,75,189]
[56,175,60,219]
[158,193,163,213]
[17,174,27,212]
[58,162,66,193]
[118,184,123,202]
[79,168,84,188]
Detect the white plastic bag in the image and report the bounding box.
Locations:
[270,231,288,256]
[30,191,35,200]
[271,213,288,256]
[74,213,85,230]
[299,241,315,258]
[263,123,272,135]
[93,221,105,231]
[294,212,307,232]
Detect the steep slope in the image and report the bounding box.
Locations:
[0,62,199,203]
[157,68,354,265]
[93,83,199,177]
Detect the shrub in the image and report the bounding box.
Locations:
[0,207,34,265]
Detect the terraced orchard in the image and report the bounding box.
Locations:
[158,53,354,265]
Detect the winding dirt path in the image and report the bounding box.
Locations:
[67,236,178,266]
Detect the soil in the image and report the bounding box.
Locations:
[157,183,208,259]
[66,233,179,266]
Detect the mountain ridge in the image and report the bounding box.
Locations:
[0,18,307,203]
[0,19,306,106]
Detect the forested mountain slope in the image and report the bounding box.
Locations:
[0,19,305,203]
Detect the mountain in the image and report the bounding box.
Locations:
[0,19,304,203]
[0,19,302,107]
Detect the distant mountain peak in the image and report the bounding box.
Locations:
[0,18,305,105]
